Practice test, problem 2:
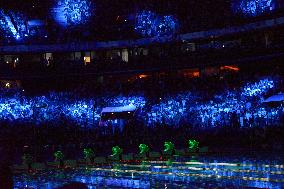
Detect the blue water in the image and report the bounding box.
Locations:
[14,155,284,188]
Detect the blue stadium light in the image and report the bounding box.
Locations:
[51,0,95,27]
[135,11,179,37]
[0,9,28,40]
[135,10,159,37]
[157,15,179,36]
[232,0,275,17]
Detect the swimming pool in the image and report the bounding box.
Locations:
[14,155,284,188]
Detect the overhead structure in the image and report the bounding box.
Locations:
[264,94,284,103]
[101,104,137,120]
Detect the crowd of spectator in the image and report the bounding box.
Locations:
[0,76,283,128]
[146,78,283,128]
[0,71,283,164]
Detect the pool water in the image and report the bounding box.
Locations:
[14,155,284,189]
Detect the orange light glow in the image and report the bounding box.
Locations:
[181,69,200,78]
[192,72,200,77]
[221,66,239,71]
[138,75,148,79]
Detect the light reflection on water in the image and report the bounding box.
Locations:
[14,158,284,189]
